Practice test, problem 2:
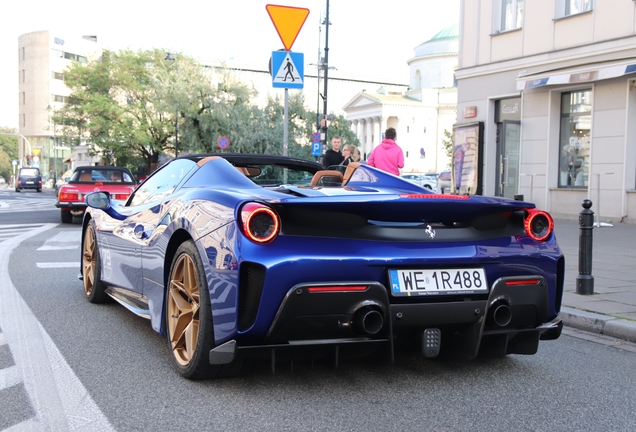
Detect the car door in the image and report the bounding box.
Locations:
[124,159,198,294]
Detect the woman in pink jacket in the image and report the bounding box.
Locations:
[367,127,404,175]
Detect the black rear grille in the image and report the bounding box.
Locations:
[238,262,266,331]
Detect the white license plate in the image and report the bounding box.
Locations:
[26,181,34,184]
[389,268,488,296]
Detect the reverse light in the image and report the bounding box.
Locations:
[524,209,554,241]
[58,192,80,202]
[240,202,280,244]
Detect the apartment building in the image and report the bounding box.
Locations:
[456,0,636,222]
[18,30,102,179]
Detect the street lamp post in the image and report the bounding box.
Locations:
[165,52,179,157]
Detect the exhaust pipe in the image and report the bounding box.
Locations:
[487,300,512,327]
[352,307,384,335]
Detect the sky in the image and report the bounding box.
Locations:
[0,0,460,128]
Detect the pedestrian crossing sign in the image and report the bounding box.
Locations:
[272,51,304,89]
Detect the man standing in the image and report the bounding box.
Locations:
[367,127,404,175]
[321,135,344,167]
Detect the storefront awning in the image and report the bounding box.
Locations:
[516,59,636,90]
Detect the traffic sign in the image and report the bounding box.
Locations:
[217,136,230,150]
[311,141,321,157]
[266,4,310,51]
[312,132,321,142]
[272,51,304,89]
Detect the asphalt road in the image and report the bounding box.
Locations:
[1,191,636,431]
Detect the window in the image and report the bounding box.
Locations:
[557,0,593,18]
[566,0,592,15]
[22,47,25,61]
[129,159,196,206]
[52,95,66,103]
[499,0,524,32]
[558,90,591,188]
[22,70,25,83]
[22,114,25,127]
[22,92,25,105]
[52,72,65,81]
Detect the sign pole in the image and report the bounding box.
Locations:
[284,89,289,157]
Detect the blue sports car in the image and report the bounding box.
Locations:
[80,154,564,379]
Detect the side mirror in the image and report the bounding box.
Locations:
[86,191,111,210]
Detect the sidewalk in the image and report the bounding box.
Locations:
[554,218,636,341]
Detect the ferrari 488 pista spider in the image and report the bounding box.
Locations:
[80,154,564,379]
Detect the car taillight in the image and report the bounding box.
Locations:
[59,192,79,201]
[114,193,130,201]
[524,209,554,241]
[240,202,280,244]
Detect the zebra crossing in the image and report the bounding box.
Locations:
[0,190,58,214]
[0,223,114,431]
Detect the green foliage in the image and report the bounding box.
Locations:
[52,49,351,171]
[0,127,19,180]
[441,129,453,168]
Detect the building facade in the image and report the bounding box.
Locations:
[343,25,459,174]
[457,0,636,222]
[18,30,102,181]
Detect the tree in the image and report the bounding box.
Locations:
[441,129,453,168]
[54,49,197,173]
[0,127,19,180]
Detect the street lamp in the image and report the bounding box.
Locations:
[165,52,179,157]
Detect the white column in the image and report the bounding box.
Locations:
[366,118,373,157]
[375,117,383,146]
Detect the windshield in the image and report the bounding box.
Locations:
[20,168,40,177]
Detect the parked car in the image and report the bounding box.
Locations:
[15,167,42,192]
[436,170,451,194]
[400,174,436,190]
[56,166,136,223]
[132,170,148,185]
[80,154,564,380]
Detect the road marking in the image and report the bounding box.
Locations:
[36,262,78,268]
[37,231,81,251]
[0,224,115,431]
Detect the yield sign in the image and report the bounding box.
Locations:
[266,4,310,51]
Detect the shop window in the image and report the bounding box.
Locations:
[558,90,591,188]
[496,0,524,32]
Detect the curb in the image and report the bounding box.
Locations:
[560,307,636,342]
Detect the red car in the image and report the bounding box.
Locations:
[56,166,137,223]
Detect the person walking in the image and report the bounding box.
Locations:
[367,127,404,175]
[321,136,344,167]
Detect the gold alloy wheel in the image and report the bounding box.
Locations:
[168,253,201,366]
[82,224,96,296]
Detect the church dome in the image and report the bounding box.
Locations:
[412,24,459,58]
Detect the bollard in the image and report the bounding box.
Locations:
[576,199,594,295]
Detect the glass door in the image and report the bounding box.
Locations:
[495,120,520,198]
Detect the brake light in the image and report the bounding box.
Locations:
[113,193,130,201]
[307,285,368,293]
[524,209,554,241]
[505,279,540,286]
[59,192,79,201]
[240,203,280,244]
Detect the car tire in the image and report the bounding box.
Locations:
[166,241,247,380]
[37,188,41,192]
[15,188,19,193]
[424,184,432,190]
[82,220,109,303]
[61,210,73,224]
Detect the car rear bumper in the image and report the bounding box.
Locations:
[211,275,561,364]
[56,202,87,211]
